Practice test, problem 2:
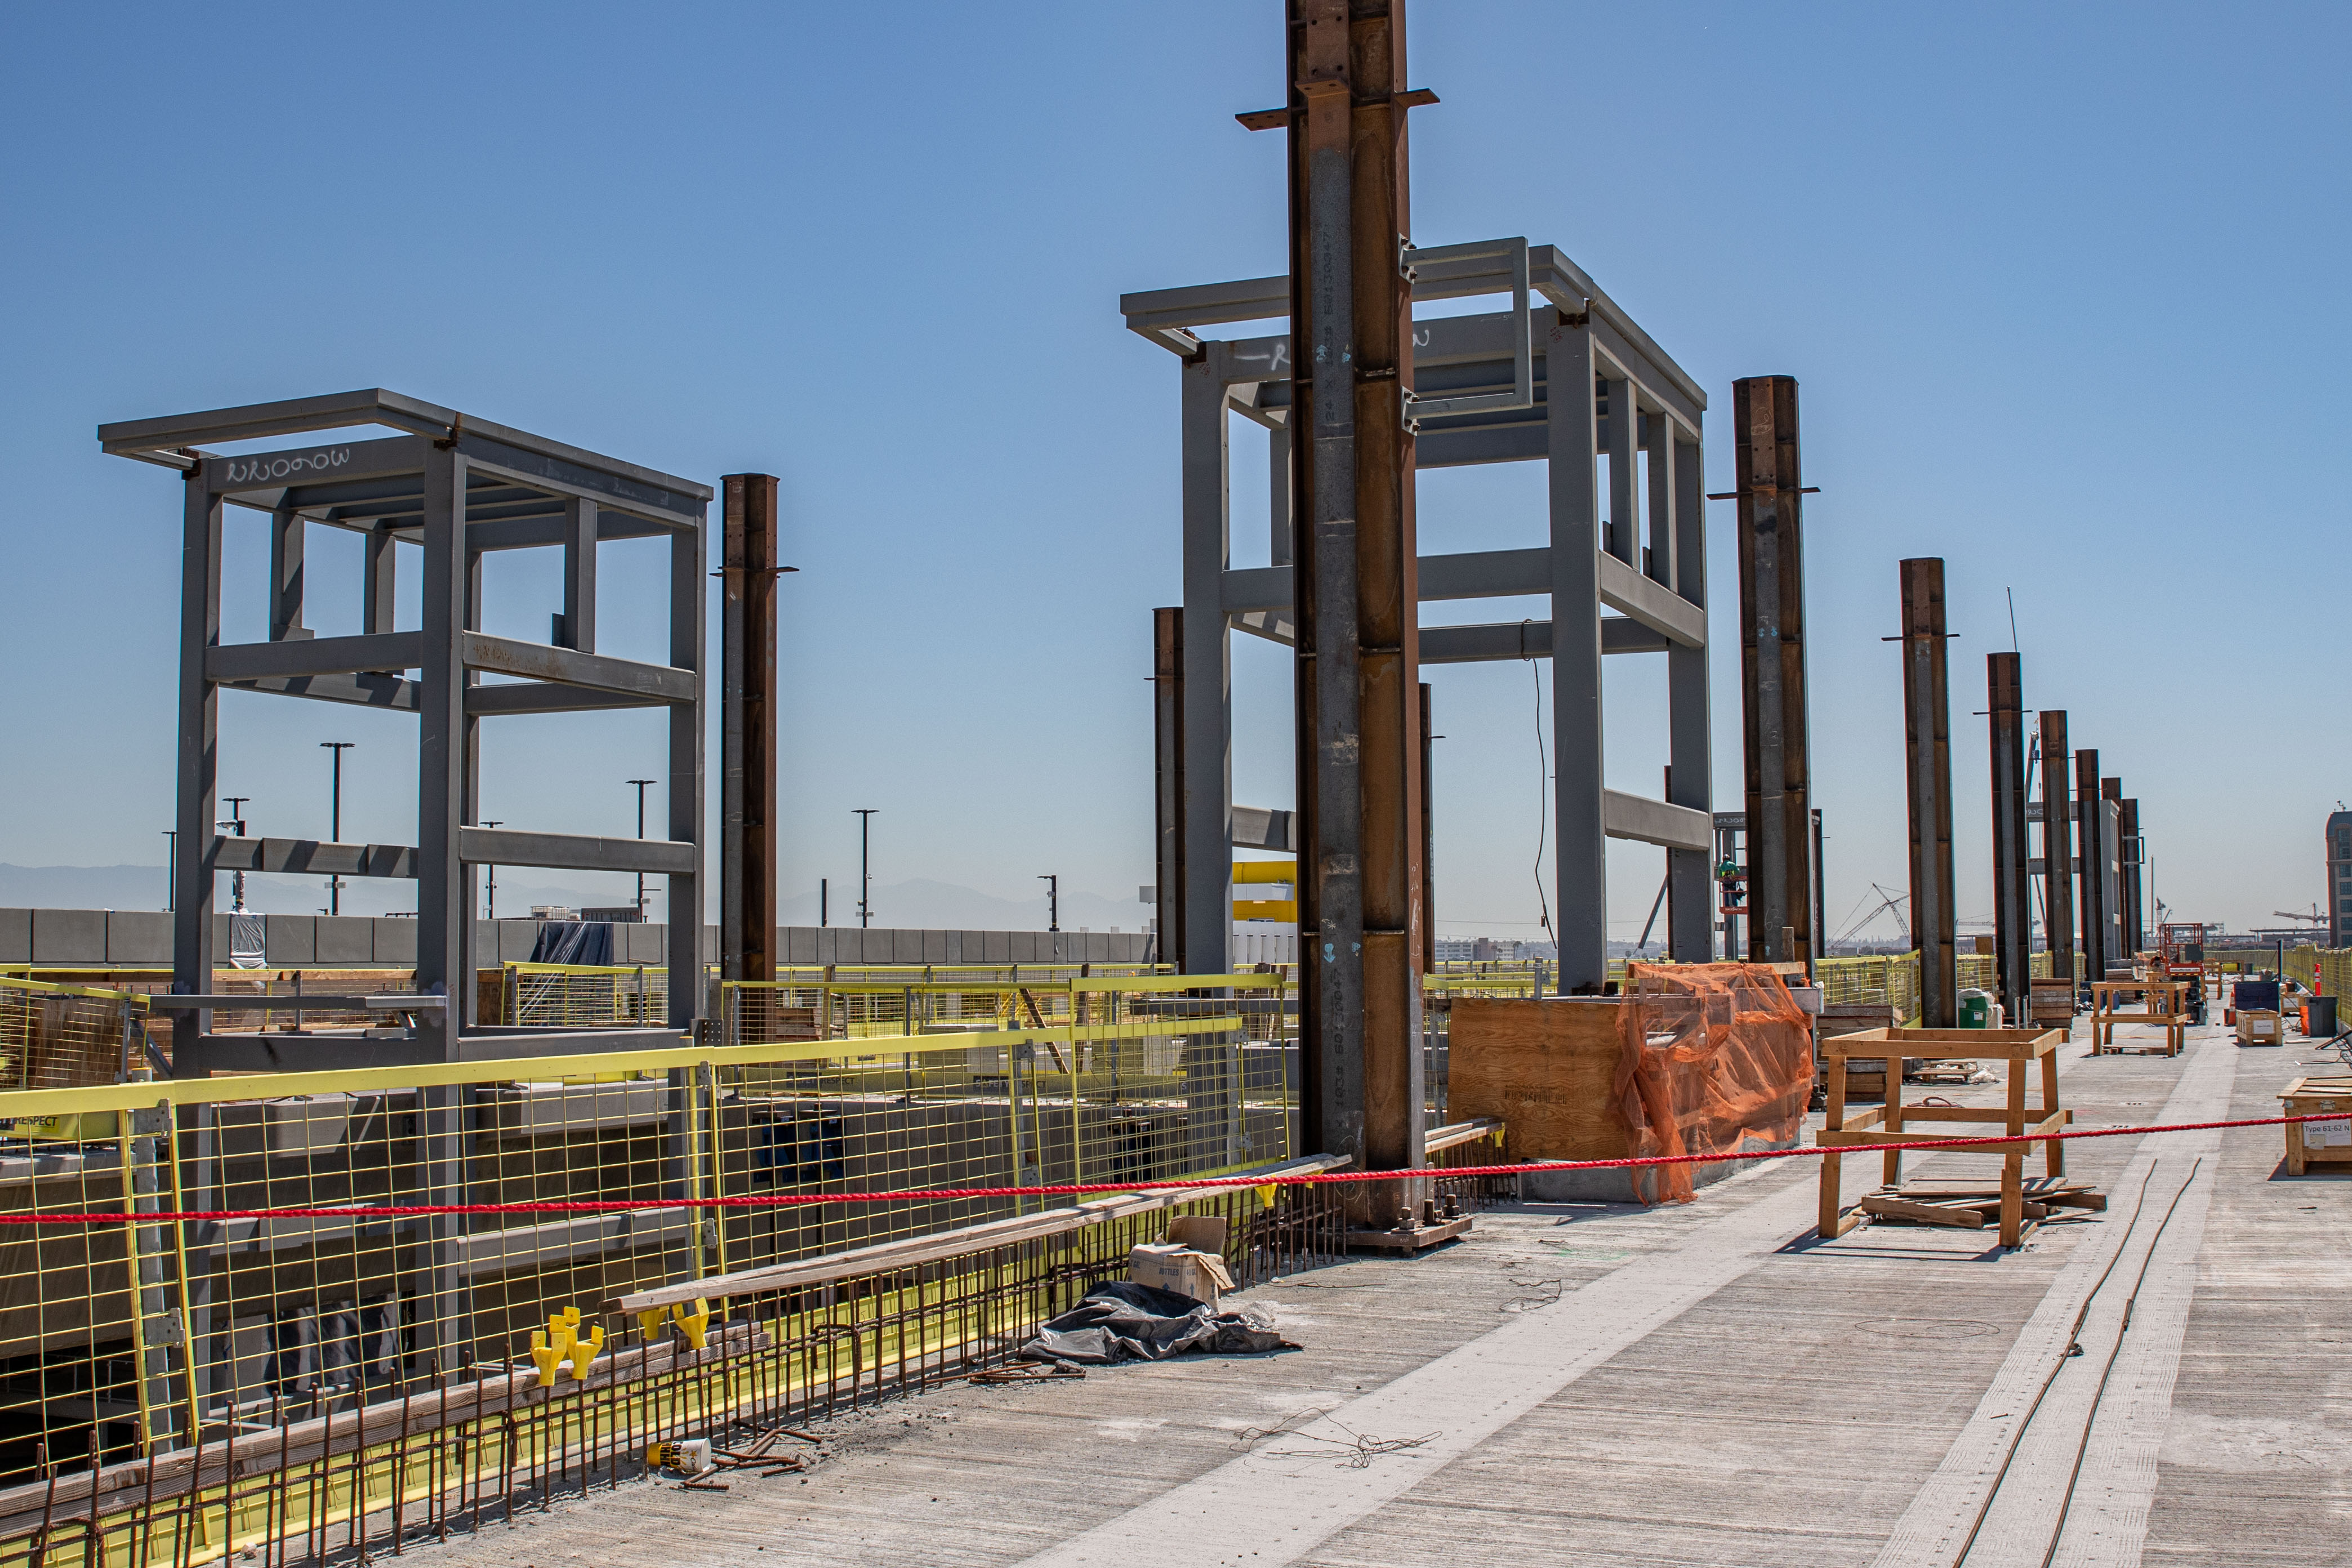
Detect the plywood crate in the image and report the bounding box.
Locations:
[2281,1076,2352,1175]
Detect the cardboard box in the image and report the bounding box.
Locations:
[1129,1214,1235,1307]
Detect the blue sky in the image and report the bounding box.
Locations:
[2,2,2344,942]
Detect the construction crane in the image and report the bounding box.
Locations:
[1833,884,1912,950]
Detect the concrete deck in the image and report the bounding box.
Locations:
[424,1023,2350,1567]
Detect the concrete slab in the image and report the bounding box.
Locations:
[0,909,27,964]
[315,915,375,965]
[264,916,317,966]
[372,918,417,965]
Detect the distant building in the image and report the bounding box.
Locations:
[2331,810,2352,950]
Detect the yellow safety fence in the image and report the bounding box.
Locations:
[0,969,1288,1551]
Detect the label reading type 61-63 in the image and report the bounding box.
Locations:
[2304,1116,2351,1147]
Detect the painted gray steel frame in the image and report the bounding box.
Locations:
[1125,271,1709,985]
[109,390,712,1064]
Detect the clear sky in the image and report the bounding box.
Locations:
[2,2,2345,943]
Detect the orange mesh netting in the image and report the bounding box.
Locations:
[1614,961,1815,1204]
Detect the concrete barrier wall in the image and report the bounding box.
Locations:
[0,910,1156,969]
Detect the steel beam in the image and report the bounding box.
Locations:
[221,671,421,711]
[210,837,418,879]
[1597,549,1705,647]
[2039,710,2076,985]
[1899,558,1955,1028]
[720,475,780,986]
[1288,0,1426,1218]
[1988,652,2032,1026]
[208,632,426,683]
[1602,790,1712,854]
[1232,806,1294,853]
[2077,747,2109,981]
[1153,608,1185,966]
[1735,377,1811,969]
[461,632,693,704]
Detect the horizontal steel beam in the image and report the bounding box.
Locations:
[459,826,697,875]
[206,435,426,495]
[1232,806,1295,853]
[465,682,667,717]
[209,836,419,878]
[209,632,425,681]
[98,388,714,505]
[1602,790,1712,853]
[221,672,421,711]
[462,632,693,704]
[1597,552,1705,648]
[1223,547,1552,614]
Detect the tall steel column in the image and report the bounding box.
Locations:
[417,443,471,1049]
[1988,652,2032,1027]
[1734,376,1810,966]
[171,472,224,1061]
[1899,559,1955,1028]
[1179,353,1236,973]
[2075,747,2108,983]
[2039,710,2075,985]
[1152,607,1186,966]
[1288,0,1426,1217]
[669,513,707,1028]
[1667,427,1713,963]
[1420,681,1435,972]
[2117,794,2144,956]
[1546,313,1606,988]
[720,474,781,986]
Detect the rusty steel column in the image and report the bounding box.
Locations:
[2040,710,2075,986]
[1899,559,1956,1028]
[1734,376,1810,968]
[2076,746,2108,983]
[1988,652,2032,1027]
[2117,792,2143,957]
[1286,0,1426,1222]
[720,474,781,986]
[1153,607,1186,968]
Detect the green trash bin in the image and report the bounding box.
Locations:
[1958,990,1991,1029]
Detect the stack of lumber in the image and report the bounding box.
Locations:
[1857,1175,2105,1231]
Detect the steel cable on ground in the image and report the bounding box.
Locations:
[2035,1155,2205,1568]
[0,1113,2323,1227]
[1948,1163,2159,1568]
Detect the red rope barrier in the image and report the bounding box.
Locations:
[1,1110,2337,1227]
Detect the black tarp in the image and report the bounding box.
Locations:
[1016,1282,1294,1366]
[528,922,614,965]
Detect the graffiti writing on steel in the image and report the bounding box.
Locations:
[224,447,353,484]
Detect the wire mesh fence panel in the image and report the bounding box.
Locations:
[0,978,150,1092]
[500,965,668,1028]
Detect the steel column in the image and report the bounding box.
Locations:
[1899,558,1955,1028]
[2075,747,2106,982]
[1546,319,1606,989]
[1734,376,1810,968]
[1152,607,1186,966]
[1420,680,1435,972]
[172,473,223,1059]
[668,511,707,1028]
[1988,651,2032,1026]
[1288,0,1426,1214]
[416,444,469,1054]
[720,475,779,985]
[2117,795,2143,956]
[1667,431,1712,961]
[2039,710,2075,985]
[269,505,308,643]
[362,526,397,636]
[558,496,598,652]
[1179,354,1235,974]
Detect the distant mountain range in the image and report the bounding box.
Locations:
[0,865,1150,933]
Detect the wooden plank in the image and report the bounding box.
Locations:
[1857,1193,1985,1228]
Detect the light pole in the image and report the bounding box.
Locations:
[320,741,354,915]
[627,780,657,919]
[854,809,877,928]
[219,797,251,911]
[481,821,503,919]
[1038,874,1059,932]
[162,831,176,912]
